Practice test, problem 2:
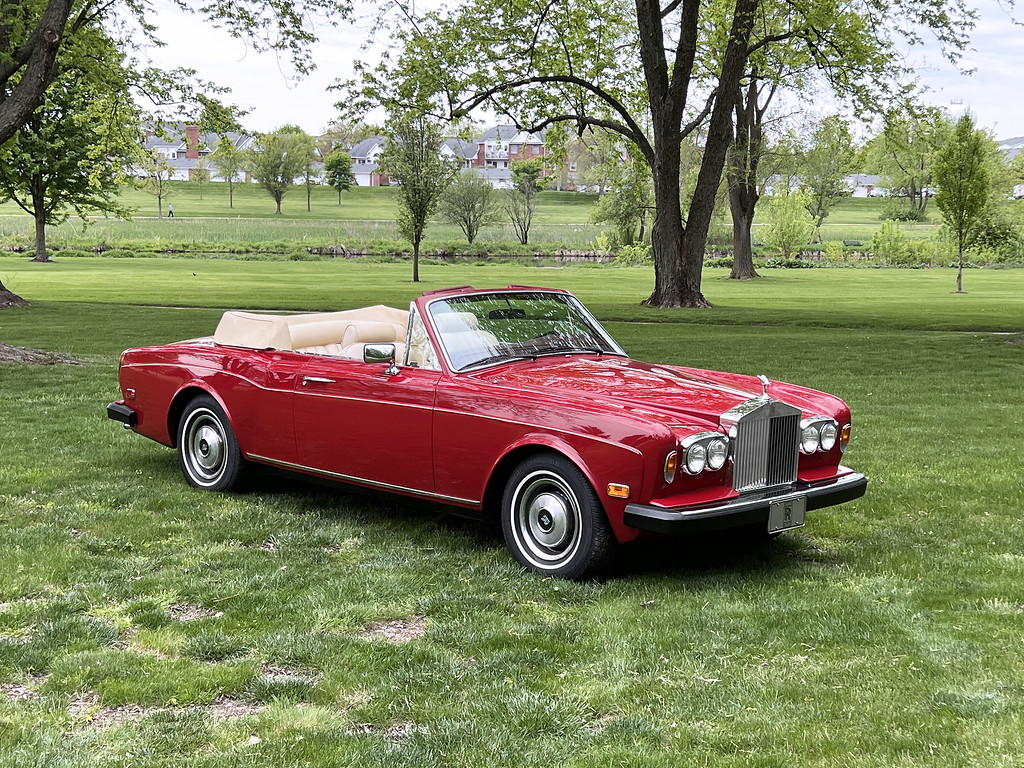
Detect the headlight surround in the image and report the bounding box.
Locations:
[680,432,730,475]
[800,416,839,454]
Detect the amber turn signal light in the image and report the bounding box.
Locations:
[606,483,630,499]
[840,423,852,453]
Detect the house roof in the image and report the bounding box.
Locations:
[476,125,521,143]
[998,136,1024,160]
[350,137,385,158]
[443,138,478,159]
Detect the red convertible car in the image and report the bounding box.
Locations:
[108,285,866,578]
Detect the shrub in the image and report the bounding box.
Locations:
[881,203,929,222]
[615,243,652,266]
[761,193,816,259]
[823,241,846,262]
[870,220,909,264]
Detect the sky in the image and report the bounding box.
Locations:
[143,0,1024,141]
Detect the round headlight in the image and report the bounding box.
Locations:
[800,424,820,454]
[685,443,707,474]
[819,422,838,451]
[706,438,728,470]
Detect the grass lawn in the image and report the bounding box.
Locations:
[1,260,1023,766]
[0,185,959,254]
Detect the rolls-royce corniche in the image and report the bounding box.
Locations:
[107,285,867,578]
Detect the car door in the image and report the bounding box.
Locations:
[293,355,440,494]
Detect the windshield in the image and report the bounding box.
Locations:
[427,291,626,371]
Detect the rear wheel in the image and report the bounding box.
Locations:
[177,395,245,491]
[501,454,612,579]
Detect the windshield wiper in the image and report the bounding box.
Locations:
[531,345,607,358]
[458,353,533,371]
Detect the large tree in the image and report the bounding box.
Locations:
[865,107,953,217]
[934,113,989,294]
[247,126,316,214]
[348,0,973,307]
[378,114,459,282]
[0,27,139,262]
[0,0,354,147]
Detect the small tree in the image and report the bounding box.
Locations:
[247,126,315,214]
[193,157,211,199]
[439,170,496,244]
[141,152,175,218]
[504,159,544,245]
[934,114,989,294]
[323,149,354,205]
[802,115,857,232]
[762,192,815,259]
[210,137,244,208]
[378,114,460,282]
[0,28,139,262]
[590,154,654,246]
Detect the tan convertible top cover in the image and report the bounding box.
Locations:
[213,306,409,351]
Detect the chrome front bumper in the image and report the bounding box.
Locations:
[623,470,868,535]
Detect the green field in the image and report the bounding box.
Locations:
[1,261,1023,766]
[0,183,953,254]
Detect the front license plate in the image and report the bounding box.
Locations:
[768,496,806,533]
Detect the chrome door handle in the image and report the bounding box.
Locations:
[302,376,335,385]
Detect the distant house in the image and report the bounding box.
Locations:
[846,174,887,198]
[350,137,389,187]
[998,136,1024,162]
[441,138,478,170]
[140,124,253,181]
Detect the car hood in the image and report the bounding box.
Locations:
[477,356,833,428]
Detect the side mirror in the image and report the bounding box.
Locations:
[363,343,399,376]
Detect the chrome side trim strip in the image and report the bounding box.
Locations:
[246,454,480,506]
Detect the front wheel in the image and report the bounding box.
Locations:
[501,454,612,579]
[177,395,246,491]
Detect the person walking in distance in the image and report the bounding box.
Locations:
[168,204,174,218]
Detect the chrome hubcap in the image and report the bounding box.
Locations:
[194,425,224,472]
[512,470,582,568]
[184,408,227,484]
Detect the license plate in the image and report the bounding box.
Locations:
[768,496,806,533]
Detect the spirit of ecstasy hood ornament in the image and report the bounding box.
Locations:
[758,374,771,399]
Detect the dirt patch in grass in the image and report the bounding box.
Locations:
[262,663,321,683]
[169,602,224,622]
[360,616,427,643]
[347,721,419,740]
[1,675,48,702]
[1007,334,1024,346]
[68,693,265,728]
[0,341,82,365]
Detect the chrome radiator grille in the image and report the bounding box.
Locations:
[728,400,801,493]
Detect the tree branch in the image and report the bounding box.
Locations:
[0,0,75,145]
[452,74,653,161]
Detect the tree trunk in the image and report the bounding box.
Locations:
[275,196,283,215]
[728,183,759,279]
[30,183,51,263]
[0,276,25,308]
[158,192,163,218]
[229,181,234,209]
[412,235,421,282]
[644,0,757,308]
[956,241,965,293]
